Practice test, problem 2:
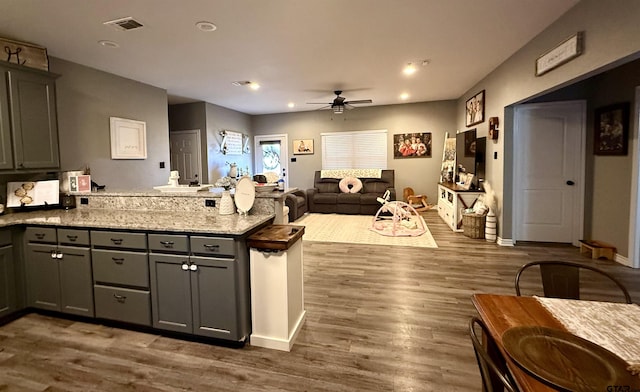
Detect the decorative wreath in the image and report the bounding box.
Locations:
[339,176,363,193]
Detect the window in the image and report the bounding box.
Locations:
[321,130,387,169]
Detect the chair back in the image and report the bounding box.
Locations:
[469,317,518,392]
[515,261,632,303]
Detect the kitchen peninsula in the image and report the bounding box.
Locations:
[0,188,287,346]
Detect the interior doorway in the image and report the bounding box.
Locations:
[169,130,202,184]
[513,101,586,246]
[254,134,289,187]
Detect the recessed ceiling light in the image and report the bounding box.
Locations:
[400,93,410,100]
[195,21,217,32]
[288,102,295,108]
[249,82,260,90]
[98,40,120,48]
[403,63,416,75]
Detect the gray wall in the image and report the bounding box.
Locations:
[52,57,170,191]
[454,0,640,250]
[252,100,457,202]
[168,102,208,182]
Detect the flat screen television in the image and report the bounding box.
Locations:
[455,130,485,190]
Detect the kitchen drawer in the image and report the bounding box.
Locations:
[0,230,11,247]
[92,249,149,288]
[148,234,189,253]
[58,228,90,246]
[190,236,235,257]
[91,230,147,250]
[25,227,57,244]
[94,285,151,326]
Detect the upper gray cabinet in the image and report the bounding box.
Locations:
[0,64,60,171]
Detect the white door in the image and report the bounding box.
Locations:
[254,134,289,187]
[170,130,202,184]
[514,101,585,245]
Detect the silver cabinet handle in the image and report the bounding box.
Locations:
[160,241,175,248]
[110,238,123,245]
[181,262,189,271]
[112,257,124,265]
[113,293,127,303]
[50,250,57,259]
[56,252,63,259]
[66,235,78,241]
[189,263,198,271]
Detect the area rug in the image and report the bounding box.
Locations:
[295,213,438,248]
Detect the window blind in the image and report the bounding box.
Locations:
[321,130,387,169]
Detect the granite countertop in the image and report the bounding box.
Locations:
[79,187,298,199]
[0,209,274,236]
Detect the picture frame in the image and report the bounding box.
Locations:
[110,117,147,159]
[393,132,432,159]
[594,103,629,156]
[536,32,583,77]
[293,139,314,155]
[465,90,485,127]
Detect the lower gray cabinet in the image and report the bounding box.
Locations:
[0,231,16,319]
[25,228,94,317]
[149,253,238,340]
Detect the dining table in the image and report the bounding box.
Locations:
[471,293,640,392]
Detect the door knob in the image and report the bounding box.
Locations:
[181,263,189,271]
[566,180,575,186]
[189,263,198,271]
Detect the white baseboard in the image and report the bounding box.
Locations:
[249,311,306,352]
[614,253,633,268]
[497,237,514,246]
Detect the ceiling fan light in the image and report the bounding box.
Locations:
[333,106,344,114]
[403,63,417,75]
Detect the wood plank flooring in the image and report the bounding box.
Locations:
[1,210,639,391]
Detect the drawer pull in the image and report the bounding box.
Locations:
[66,235,78,241]
[56,252,63,259]
[189,263,198,271]
[160,240,175,248]
[181,262,189,271]
[113,293,127,303]
[110,238,123,245]
[112,257,125,265]
[203,244,220,251]
[50,250,57,259]
[36,233,46,240]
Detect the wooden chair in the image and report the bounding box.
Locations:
[514,260,632,303]
[469,317,519,392]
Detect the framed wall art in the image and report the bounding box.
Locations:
[110,117,147,159]
[465,90,485,127]
[393,132,432,158]
[594,102,629,156]
[293,139,314,155]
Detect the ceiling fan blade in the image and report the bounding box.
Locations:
[344,99,373,105]
[306,102,331,105]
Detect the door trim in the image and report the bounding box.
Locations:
[628,86,640,268]
[253,134,289,188]
[512,101,586,246]
[169,129,202,184]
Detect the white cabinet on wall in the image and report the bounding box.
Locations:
[437,183,483,232]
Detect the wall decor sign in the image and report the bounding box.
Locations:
[535,32,583,76]
[110,117,147,159]
[219,130,243,155]
[594,102,629,156]
[465,90,485,127]
[0,37,49,71]
[293,139,314,155]
[393,132,432,158]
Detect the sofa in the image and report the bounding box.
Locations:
[307,170,396,215]
[285,190,308,222]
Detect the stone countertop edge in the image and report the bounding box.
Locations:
[0,209,275,236]
[74,187,299,199]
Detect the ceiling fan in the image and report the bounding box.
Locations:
[307,90,372,114]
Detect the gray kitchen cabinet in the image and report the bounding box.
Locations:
[24,227,94,316]
[0,231,16,319]
[91,230,151,326]
[0,64,60,171]
[149,234,250,341]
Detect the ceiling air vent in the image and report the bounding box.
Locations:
[103,17,144,31]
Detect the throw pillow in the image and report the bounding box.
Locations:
[339,177,363,193]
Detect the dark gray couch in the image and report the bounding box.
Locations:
[307,170,396,215]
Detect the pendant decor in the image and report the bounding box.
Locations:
[219,190,235,215]
[485,209,497,242]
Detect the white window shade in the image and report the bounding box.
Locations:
[321,130,387,169]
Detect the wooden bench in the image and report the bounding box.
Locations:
[579,240,616,260]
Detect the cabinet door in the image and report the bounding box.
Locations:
[25,243,60,311]
[58,245,93,317]
[7,69,59,169]
[190,256,238,340]
[0,69,13,170]
[149,253,192,333]
[0,245,15,318]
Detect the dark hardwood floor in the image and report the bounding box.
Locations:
[1,210,639,391]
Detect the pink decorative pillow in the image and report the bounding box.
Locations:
[339,177,363,193]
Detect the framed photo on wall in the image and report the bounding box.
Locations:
[465,90,485,127]
[594,102,629,155]
[293,139,314,155]
[393,132,432,158]
[110,117,147,159]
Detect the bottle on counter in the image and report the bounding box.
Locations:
[277,177,285,191]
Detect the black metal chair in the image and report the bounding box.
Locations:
[514,260,632,303]
[469,317,519,392]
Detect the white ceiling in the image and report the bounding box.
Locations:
[0,0,579,115]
